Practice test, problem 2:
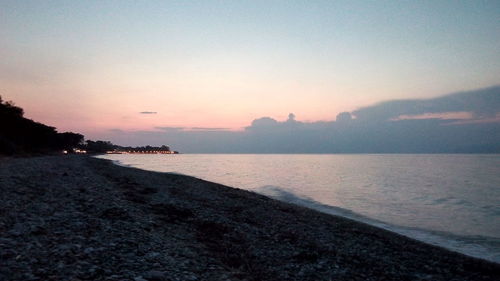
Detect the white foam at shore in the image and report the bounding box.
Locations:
[257,185,500,263]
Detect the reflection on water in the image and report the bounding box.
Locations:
[98,154,500,262]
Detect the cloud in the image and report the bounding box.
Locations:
[336,112,352,123]
[154,126,230,132]
[352,85,500,121]
[139,111,157,114]
[247,117,279,129]
[246,113,304,132]
[154,126,185,132]
[104,86,500,153]
[189,127,231,131]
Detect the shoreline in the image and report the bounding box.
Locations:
[255,188,500,264]
[103,154,500,264]
[1,155,499,280]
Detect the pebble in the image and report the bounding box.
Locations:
[145,252,161,260]
[84,247,95,254]
[143,270,168,281]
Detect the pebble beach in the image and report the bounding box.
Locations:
[1,155,499,281]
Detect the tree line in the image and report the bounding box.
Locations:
[0,96,83,155]
[84,141,174,153]
[0,96,176,155]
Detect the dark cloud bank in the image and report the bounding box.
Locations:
[112,86,500,153]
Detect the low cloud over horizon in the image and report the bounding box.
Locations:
[352,86,500,121]
[107,86,500,153]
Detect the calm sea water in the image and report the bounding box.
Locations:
[97,154,500,263]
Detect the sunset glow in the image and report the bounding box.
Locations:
[1,1,499,144]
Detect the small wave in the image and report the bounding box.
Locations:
[430,196,472,206]
[256,185,500,263]
[112,160,132,168]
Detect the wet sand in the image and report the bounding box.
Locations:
[0,155,499,280]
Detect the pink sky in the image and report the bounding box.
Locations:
[2,1,499,141]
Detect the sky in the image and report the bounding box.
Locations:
[1,1,499,151]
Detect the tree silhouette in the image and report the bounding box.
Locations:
[1,95,176,155]
[0,95,83,155]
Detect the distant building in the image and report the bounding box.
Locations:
[106,145,178,154]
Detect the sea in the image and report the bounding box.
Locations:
[97,154,500,263]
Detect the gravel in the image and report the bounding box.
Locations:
[0,155,498,280]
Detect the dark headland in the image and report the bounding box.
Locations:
[1,155,499,281]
